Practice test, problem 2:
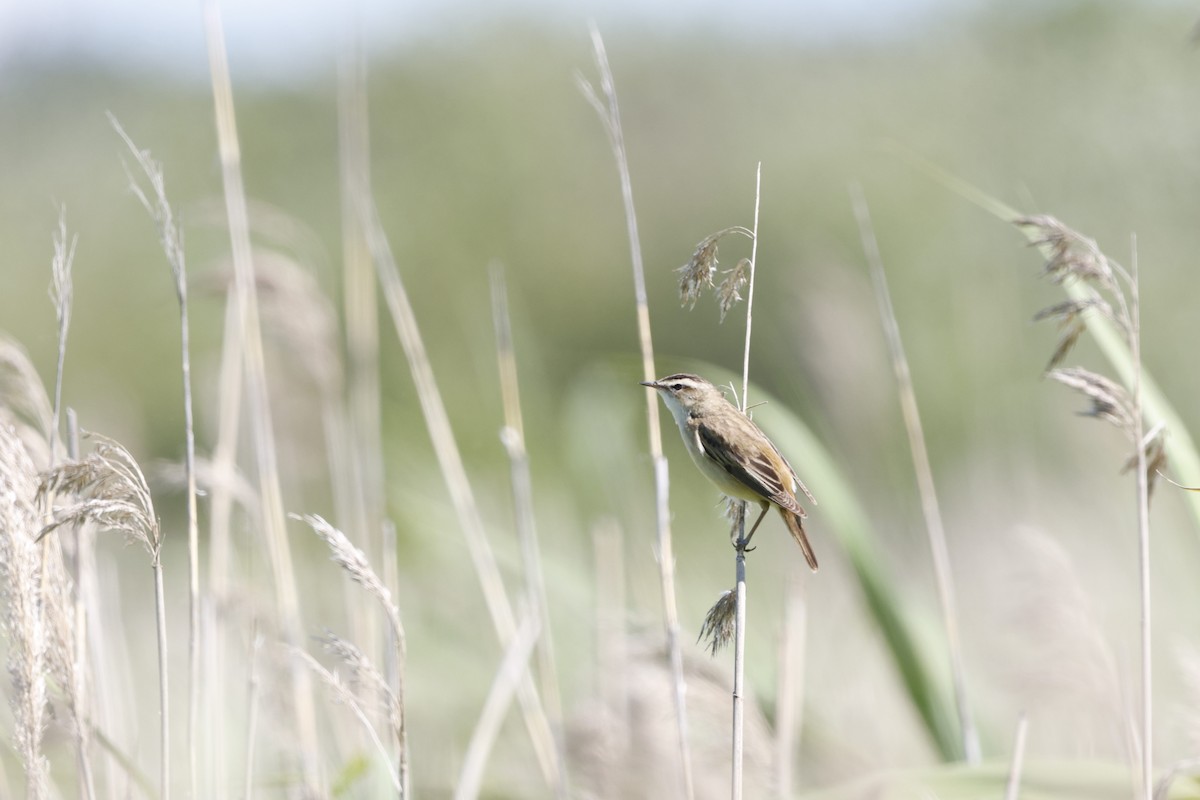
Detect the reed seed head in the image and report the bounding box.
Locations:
[697,589,737,656]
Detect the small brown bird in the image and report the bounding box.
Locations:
[642,373,818,571]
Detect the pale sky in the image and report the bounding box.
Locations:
[0,0,957,82]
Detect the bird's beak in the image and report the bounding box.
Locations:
[640,380,658,388]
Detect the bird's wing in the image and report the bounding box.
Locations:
[697,418,806,517]
[774,446,816,505]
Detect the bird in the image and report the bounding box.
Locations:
[641,372,818,570]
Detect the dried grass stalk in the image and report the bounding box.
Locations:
[0,424,51,799]
[297,513,409,796]
[0,337,54,445]
[490,265,566,784]
[40,434,169,798]
[292,646,401,793]
[578,26,695,798]
[48,207,76,463]
[110,114,203,799]
[204,2,322,788]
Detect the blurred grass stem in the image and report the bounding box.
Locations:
[491,264,568,795]
[49,207,74,464]
[1004,713,1028,800]
[731,163,763,800]
[578,25,695,799]
[1130,236,1151,800]
[109,115,203,799]
[203,1,322,789]
[852,183,980,763]
[455,613,541,800]
[363,198,561,788]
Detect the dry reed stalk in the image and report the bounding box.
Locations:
[336,40,388,704]
[203,1,322,789]
[1129,237,1152,800]
[45,213,98,799]
[64,411,98,800]
[382,520,401,756]
[41,513,90,800]
[455,613,542,800]
[1003,713,1029,800]
[109,115,203,798]
[293,646,402,793]
[40,434,167,799]
[66,412,127,800]
[729,164,765,800]
[337,35,386,574]
[247,246,384,697]
[851,184,980,763]
[319,631,404,792]
[362,197,561,788]
[490,264,567,786]
[577,26,695,799]
[672,169,771,798]
[1016,216,1156,799]
[205,292,243,795]
[243,626,263,800]
[297,513,409,796]
[0,424,51,799]
[48,207,75,463]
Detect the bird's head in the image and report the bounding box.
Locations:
[640,373,721,414]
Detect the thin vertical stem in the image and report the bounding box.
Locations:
[152,558,170,800]
[851,183,979,763]
[49,207,75,464]
[206,293,242,796]
[179,262,200,800]
[1003,713,1029,800]
[731,163,762,800]
[381,521,409,800]
[337,26,386,677]
[203,1,321,789]
[578,27,693,798]
[739,164,761,409]
[243,629,262,800]
[1130,234,1152,800]
[490,264,567,797]
[731,550,747,800]
[66,412,97,800]
[365,201,559,788]
[455,614,541,800]
[108,115,202,800]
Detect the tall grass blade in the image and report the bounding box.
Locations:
[851,183,980,763]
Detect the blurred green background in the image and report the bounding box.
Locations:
[4,1,1200,796]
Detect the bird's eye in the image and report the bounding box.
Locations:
[671,383,683,391]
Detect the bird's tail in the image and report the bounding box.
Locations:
[779,506,818,572]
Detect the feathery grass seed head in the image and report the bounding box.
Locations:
[697,589,737,656]
[677,234,719,309]
[1015,215,1119,294]
[717,258,750,323]
[0,424,52,794]
[39,434,161,557]
[1047,367,1136,434]
[677,226,755,314]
